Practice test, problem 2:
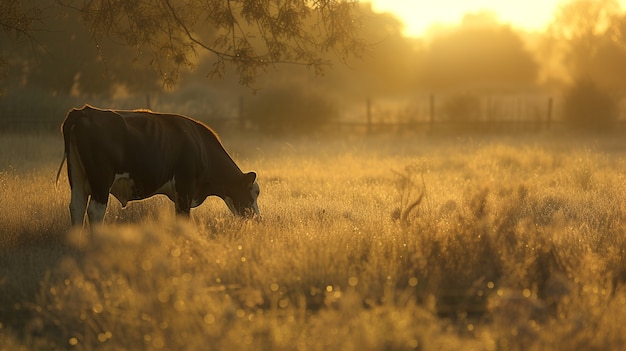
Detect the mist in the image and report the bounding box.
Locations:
[2,0,625,134]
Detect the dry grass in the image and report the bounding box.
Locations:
[2,131,626,350]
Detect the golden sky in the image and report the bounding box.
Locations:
[368,0,621,36]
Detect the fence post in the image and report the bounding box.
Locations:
[429,93,435,126]
[546,97,553,130]
[366,97,372,134]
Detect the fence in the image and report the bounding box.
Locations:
[1,93,625,134]
[326,93,626,135]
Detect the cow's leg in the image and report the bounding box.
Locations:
[87,191,109,225]
[175,193,191,217]
[174,182,192,217]
[84,194,108,243]
[69,186,89,227]
[87,198,108,224]
[173,173,193,217]
[67,145,90,227]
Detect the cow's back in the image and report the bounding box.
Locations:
[118,111,228,173]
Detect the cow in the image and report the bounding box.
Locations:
[56,104,260,229]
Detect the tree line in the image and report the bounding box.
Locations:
[1,0,626,132]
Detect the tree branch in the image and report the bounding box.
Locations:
[54,0,363,87]
[162,0,235,60]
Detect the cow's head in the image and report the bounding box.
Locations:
[223,172,260,218]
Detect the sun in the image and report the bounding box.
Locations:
[368,0,565,37]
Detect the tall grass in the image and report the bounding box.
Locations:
[1,132,626,350]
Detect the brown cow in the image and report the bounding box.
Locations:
[56,105,260,228]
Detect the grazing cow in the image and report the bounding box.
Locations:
[56,105,260,228]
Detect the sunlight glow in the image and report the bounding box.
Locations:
[368,0,623,36]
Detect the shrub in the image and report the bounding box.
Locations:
[246,85,338,134]
[440,93,482,123]
[562,78,617,131]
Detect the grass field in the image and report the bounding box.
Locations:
[1,130,626,350]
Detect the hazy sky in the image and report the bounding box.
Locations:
[368,0,619,36]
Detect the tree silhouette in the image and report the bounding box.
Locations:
[58,0,364,87]
[238,3,422,101]
[0,0,41,92]
[1,1,164,96]
[546,0,626,90]
[347,3,420,96]
[1,0,363,92]
[0,0,40,39]
[419,12,538,91]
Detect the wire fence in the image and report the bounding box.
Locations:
[1,93,625,134]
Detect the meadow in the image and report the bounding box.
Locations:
[1,130,626,350]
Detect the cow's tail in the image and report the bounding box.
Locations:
[55,108,80,188]
[55,153,66,188]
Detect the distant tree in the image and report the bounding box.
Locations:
[548,0,618,70]
[346,3,420,96]
[546,0,626,91]
[246,85,338,134]
[419,12,538,91]
[57,0,364,88]
[240,3,422,101]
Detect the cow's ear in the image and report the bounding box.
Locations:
[242,172,256,186]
